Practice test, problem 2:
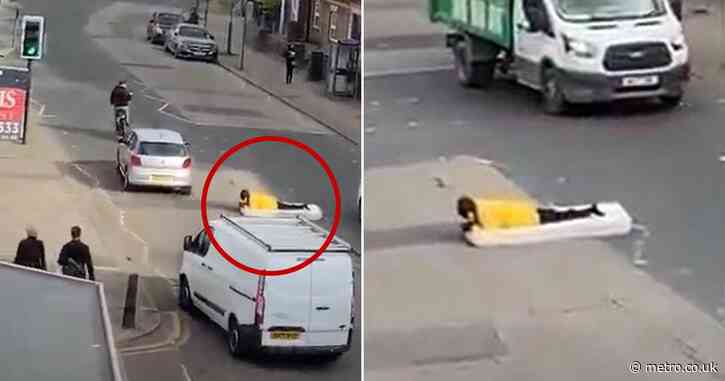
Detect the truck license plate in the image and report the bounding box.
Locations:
[622,75,659,87]
[270,332,300,340]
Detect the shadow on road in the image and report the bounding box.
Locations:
[365,222,461,251]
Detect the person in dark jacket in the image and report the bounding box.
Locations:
[285,44,296,84]
[187,7,200,24]
[110,80,133,126]
[58,226,95,281]
[14,226,46,270]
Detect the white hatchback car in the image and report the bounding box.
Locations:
[117,128,192,194]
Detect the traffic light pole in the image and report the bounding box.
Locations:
[21,59,31,145]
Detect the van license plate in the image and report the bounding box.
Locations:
[271,332,300,340]
[622,75,659,87]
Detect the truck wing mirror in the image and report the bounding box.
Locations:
[184,235,193,251]
[526,6,552,34]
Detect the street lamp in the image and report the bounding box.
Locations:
[239,0,254,70]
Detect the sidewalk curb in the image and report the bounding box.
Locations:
[217,59,359,146]
[114,309,163,347]
[117,311,182,354]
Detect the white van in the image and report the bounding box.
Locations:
[178,215,355,359]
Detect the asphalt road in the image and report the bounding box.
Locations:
[17,0,360,379]
[365,0,725,339]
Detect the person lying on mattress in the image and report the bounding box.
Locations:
[456,196,605,233]
[239,189,309,211]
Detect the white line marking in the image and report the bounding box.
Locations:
[143,93,165,102]
[158,102,169,112]
[95,266,121,272]
[120,210,151,267]
[180,364,192,381]
[43,114,57,118]
[121,347,176,356]
[364,65,455,78]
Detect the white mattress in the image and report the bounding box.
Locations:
[240,203,323,221]
[464,202,633,247]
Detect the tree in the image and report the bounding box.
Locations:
[260,0,281,13]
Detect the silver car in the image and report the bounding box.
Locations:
[165,23,218,62]
[117,129,192,194]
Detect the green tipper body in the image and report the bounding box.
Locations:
[429,0,514,50]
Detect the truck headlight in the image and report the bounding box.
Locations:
[562,34,596,59]
[671,34,686,51]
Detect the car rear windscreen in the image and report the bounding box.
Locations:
[139,142,187,157]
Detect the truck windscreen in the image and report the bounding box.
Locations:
[554,0,666,22]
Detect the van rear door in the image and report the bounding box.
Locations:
[262,260,311,343]
[307,255,353,346]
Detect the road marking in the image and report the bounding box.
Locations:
[143,93,165,102]
[158,102,170,112]
[43,114,57,118]
[180,364,192,381]
[95,266,121,272]
[120,210,151,267]
[364,64,454,78]
[121,347,176,356]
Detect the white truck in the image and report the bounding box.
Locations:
[430,0,690,113]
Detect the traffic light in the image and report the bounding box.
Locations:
[20,16,44,60]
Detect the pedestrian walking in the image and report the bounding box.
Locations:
[14,226,46,270]
[57,226,95,281]
[285,44,296,84]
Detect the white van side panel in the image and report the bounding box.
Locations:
[214,225,266,327]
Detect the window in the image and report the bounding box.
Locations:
[328,5,338,41]
[178,26,207,39]
[312,0,321,30]
[347,13,360,40]
[138,142,188,157]
[192,229,211,256]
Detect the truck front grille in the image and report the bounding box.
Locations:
[603,42,671,72]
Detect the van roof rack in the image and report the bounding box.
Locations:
[219,214,353,253]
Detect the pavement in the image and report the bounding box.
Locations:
[205,11,361,145]
[6,0,361,379]
[365,0,725,379]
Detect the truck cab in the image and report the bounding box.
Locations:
[434,0,689,113]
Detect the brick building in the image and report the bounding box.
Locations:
[284,0,360,50]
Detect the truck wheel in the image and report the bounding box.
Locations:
[454,43,495,88]
[542,67,567,115]
[659,94,683,109]
[473,62,495,88]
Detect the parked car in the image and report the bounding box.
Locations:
[147,12,183,44]
[179,216,355,359]
[116,128,192,194]
[165,23,218,62]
